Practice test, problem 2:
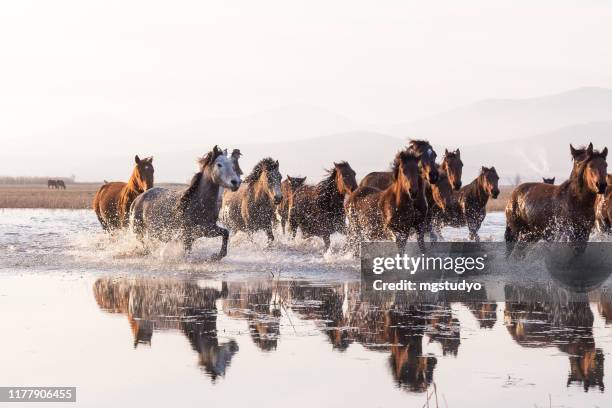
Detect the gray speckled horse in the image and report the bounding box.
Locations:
[130,145,241,261]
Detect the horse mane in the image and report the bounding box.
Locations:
[178,146,223,212]
[315,163,348,195]
[244,157,278,184]
[407,139,432,154]
[391,150,419,181]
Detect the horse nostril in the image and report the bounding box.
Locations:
[231,179,238,186]
[456,182,462,189]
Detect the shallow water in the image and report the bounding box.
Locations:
[1,209,612,407]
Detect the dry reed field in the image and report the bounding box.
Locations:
[0,183,186,209]
[0,183,514,211]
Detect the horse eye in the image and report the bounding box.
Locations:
[217,163,222,168]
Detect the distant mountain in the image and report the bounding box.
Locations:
[384,87,612,146]
[456,121,612,184]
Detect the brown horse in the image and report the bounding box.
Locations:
[277,175,306,234]
[595,174,612,233]
[93,155,154,231]
[542,177,555,184]
[289,162,357,251]
[505,143,608,250]
[346,150,421,252]
[441,149,463,190]
[453,166,500,241]
[221,158,282,242]
[360,140,439,247]
[57,180,66,189]
[424,169,460,240]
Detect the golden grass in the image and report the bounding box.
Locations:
[0,183,185,209]
[0,183,514,212]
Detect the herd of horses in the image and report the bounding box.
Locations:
[47,179,66,189]
[92,140,610,261]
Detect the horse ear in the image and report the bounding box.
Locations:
[602,147,608,159]
[149,156,153,163]
[481,166,487,173]
[287,175,293,181]
[444,148,449,155]
[456,149,460,158]
[552,177,555,183]
[135,155,141,164]
[570,144,577,157]
[587,143,594,156]
[275,160,279,168]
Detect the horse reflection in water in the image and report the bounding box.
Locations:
[504,285,605,392]
[93,278,237,381]
[288,284,463,392]
[222,282,281,352]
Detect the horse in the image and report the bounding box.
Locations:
[424,169,460,241]
[93,155,154,231]
[346,149,421,253]
[277,176,306,234]
[56,180,66,189]
[453,166,500,241]
[47,180,57,189]
[220,158,282,243]
[595,174,612,233]
[289,161,357,251]
[360,140,439,248]
[130,146,240,260]
[542,177,555,184]
[505,143,608,251]
[441,149,463,190]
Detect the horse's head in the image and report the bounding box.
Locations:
[542,177,555,185]
[579,143,608,194]
[408,140,439,184]
[134,155,154,190]
[480,166,500,199]
[393,150,420,199]
[245,158,282,204]
[201,145,241,191]
[441,148,463,190]
[287,175,306,192]
[431,171,455,210]
[333,161,358,195]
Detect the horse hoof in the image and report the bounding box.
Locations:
[208,253,224,262]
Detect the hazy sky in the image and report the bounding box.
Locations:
[2,1,612,179]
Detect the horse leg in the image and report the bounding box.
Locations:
[204,225,230,261]
[395,233,408,253]
[504,225,517,258]
[322,234,331,252]
[265,226,275,246]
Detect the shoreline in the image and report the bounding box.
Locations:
[0,183,512,211]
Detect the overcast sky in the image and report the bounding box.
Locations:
[2,1,612,178]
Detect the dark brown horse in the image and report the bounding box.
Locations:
[93,155,154,231]
[290,162,357,251]
[221,158,282,242]
[424,169,460,240]
[441,149,463,190]
[454,166,500,241]
[595,174,612,233]
[47,179,57,189]
[346,150,421,252]
[542,177,555,184]
[505,143,608,249]
[360,140,439,247]
[277,175,306,234]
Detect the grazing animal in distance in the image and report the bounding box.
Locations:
[220,158,283,243]
[505,143,608,252]
[441,149,463,190]
[454,166,500,241]
[290,162,357,251]
[595,174,612,233]
[278,176,307,234]
[56,180,66,189]
[93,155,154,231]
[542,177,555,184]
[130,146,241,260]
[346,149,421,253]
[47,180,57,189]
